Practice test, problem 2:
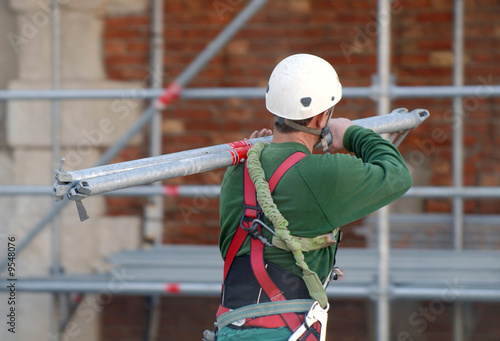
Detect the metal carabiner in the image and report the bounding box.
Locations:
[289,301,329,341]
[250,218,277,237]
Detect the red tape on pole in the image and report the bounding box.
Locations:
[163,186,179,197]
[153,82,182,110]
[165,283,181,294]
[228,140,254,165]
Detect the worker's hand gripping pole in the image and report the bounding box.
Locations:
[53,108,429,221]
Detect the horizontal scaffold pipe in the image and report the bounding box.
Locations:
[0,278,499,301]
[5,185,500,198]
[0,87,372,101]
[56,136,271,183]
[364,213,500,225]
[53,109,429,201]
[0,185,223,197]
[1,85,500,101]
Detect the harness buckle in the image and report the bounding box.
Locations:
[241,218,275,247]
[248,222,263,240]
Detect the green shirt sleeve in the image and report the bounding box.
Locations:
[321,125,413,227]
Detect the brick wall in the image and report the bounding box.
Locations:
[100,0,500,340]
[101,296,372,341]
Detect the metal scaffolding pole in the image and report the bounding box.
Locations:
[0,0,269,272]
[2,279,499,301]
[5,185,500,199]
[52,110,429,205]
[1,185,223,197]
[50,1,64,338]
[145,1,164,340]
[376,1,392,340]
[453,0,465,254]
[2,84,500,101]
[55,109,425,184]
[146,0,165,246]
[453,1,466,340]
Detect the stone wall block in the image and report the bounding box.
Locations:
[105,0,148,16]
[61,9,105,80]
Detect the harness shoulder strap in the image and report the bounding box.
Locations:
[247,152,306,303]
[268,152,307,191]
[219,152,307,334]
[221,151,306,306]
[223,151,306,282]
[222,163,260,282]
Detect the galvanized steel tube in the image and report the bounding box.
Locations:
[50,1,63,337]
[147,0,166,248]
[7,185,500,199]
[376,1,392,340]
[2,278,499,301]
[452,2,466,340]
[3,85,500,101]
[56,110,427,183]
[55,110,428,200]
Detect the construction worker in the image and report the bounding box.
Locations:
[211,54,413,341]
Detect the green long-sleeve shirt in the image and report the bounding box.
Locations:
[218,125,412,282]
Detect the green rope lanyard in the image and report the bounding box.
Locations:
[246,141,328,308]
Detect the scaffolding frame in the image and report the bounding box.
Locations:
[1,0,499,340]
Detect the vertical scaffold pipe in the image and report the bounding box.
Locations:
[376,0,392,340]
[452,1,465,341]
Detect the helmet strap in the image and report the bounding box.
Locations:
[274,108,334,152]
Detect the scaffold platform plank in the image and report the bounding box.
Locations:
[1,246,499,301]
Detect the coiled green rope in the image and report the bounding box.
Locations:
[246,141,328,308]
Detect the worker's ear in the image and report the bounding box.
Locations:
[310,110,329,129]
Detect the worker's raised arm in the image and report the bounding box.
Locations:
[322,124,413,227]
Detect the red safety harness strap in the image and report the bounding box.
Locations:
[250,234,286,301]
[219,151,308,335]
[222,227,247,283]
[247,152,306,303]
[268,152,308,192]
[222,163,261,282]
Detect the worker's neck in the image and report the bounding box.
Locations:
[272,131,316,152]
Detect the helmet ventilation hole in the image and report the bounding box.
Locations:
[300,97,312,107]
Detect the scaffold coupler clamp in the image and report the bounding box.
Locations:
[52,157,90,222]
[289,301,329,341]
[202,322,218,341]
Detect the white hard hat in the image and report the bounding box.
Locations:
[265,54,342,120]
